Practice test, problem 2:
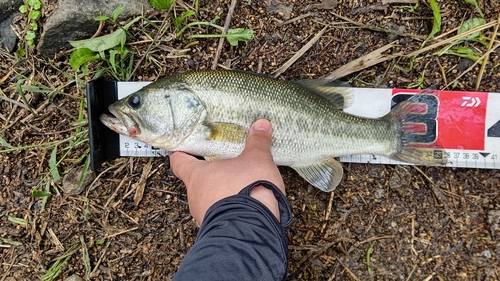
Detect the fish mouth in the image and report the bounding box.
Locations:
[100,107,141,138]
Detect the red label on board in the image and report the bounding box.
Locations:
[392,89,488,150]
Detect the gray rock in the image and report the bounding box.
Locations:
[0,0,23,21]
[37,0,152,57]
[0,0,24,52]
[0,13,19,52]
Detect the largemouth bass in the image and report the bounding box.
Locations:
[100,70,445,192]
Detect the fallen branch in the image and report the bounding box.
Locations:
[330,12,426,41]
[475,13,500,91]
[272,26,328,77]
[324,42,399,80]
[211,0,237,70]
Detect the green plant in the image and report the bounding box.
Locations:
[394,0,440,73]
[465,0,484,18]
[69,6,141,81]
[435,18,487,60]
[152,0,254,47]
[394,2,419,13]
[17,0,42,55]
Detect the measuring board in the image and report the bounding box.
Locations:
[86,79,500,171]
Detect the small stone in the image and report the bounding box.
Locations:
[37,0,152,57]
[64,275,84,281]
[481,249,491,259]
[374,188,384,199]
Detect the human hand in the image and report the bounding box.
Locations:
[170,119,285,225]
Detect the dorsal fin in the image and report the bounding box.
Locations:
[294,79,353,109]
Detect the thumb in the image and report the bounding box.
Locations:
[169,151,202,182]
[241,119,273,159]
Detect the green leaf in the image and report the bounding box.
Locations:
[29,10,41,20]
[32,0,42,10]
[49,146,61,183]
[69,29,126,52]
[458,17,486,41]
[425,0,441,42]
[69,48,100,71]
[32,190,52,197]
[25,30,36,40]
[225,28,254,46]
[150,0,174,10]
[19,5,28,13]
[95,238,106,245]
[444,46,480,61]
[112,5,124,21]
[16,46,26,57]
[0,137,13,148]
[95,15,109,21]
[30,22,38,31]
[0,237,22,247]
[173,10,196,30]
[8,216,27,226]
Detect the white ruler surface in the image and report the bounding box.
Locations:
[114,82,500,169]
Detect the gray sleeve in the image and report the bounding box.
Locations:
[173,180,293,281]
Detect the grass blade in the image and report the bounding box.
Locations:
[49,146,61,183]
[15,79,37,116]
[0,137,13,148]
[42,244,79,281]
[425,0,441,42]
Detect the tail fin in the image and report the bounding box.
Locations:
[386,92,447,165]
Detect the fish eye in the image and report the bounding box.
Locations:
[128,94,141,109]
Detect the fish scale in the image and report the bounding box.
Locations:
[100,70,445,192]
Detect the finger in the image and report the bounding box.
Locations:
[241,119,273,159]
[169,151,202,181]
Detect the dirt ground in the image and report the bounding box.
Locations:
[1,0,499,280]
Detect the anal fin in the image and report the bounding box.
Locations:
[292,158,343,192]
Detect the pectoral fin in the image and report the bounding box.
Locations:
[292,158,344,192]
[206,122,248,143]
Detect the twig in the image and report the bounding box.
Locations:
[330,12,426,40]
[475,13,500,91]
[404,264,418,281]
[104,176,128,208]
[133,162,154,206]
[130,15,170,80]
[446,43,500,89]
[89,241,111,278]
[404,20,498,58]
[272,26,328,77]
[0,68,14,85]
[0,94,28,109]
[106,226,139,238]
[382,0,417,3]
[48,228,65,252]
[278,12,314,27]
[321,191,335,233]
[324,42,399,80]
[337,258,362,281]
[411,165,433,185]
[211,0,237,70]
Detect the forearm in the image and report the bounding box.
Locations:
[173,181,292,281]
